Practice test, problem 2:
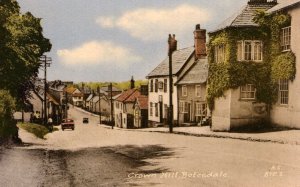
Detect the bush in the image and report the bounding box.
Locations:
[0,90,18,144]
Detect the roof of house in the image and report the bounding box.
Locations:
[136,95,148,110]
[46,93,60,105]
[116,89,141,103]
[112,93,121,100]
[91,96,99,103]
[267,0,300,13]
[86,94,94,102]
[147,47,194,78]
[176,58,208,85]
[211,2,276,33]
[73,92,83,97]
[64,87,77,94]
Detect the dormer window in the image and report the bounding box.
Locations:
[281,26,291,51]
[237,40,263,62]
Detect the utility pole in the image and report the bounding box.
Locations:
[168,34,177,133]
[110,83,114,129]
[40,55,52,126]
[97,86,101,125]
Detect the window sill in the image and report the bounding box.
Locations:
[275,103,289,108]
[239,99,256,102]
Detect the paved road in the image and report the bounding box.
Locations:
[1,106,300,187]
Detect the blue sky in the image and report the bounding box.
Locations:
[18,0,248,82]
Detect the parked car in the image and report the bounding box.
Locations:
[83,117,89,124]
[61,118,75,131]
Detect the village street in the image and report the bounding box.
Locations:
[1,106,300,187]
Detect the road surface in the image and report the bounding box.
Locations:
[1,106,300,187]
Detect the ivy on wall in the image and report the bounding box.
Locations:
[207,11,296,110]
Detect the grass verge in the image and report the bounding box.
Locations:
[18,122,58,139]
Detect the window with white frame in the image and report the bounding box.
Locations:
[155,103,158,117]
[195,103,201,116]
[237,40,263,62]
[279,79,289,105]
[182,85,187,97]
[150,102,153,116]
[195,85,201,97]
[179,101,188,113]
[214,44,225,63]
[281,26,291,51]
[240,84,256,100]
[179,101,184,113]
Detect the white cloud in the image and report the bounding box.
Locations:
[57,41,141,66]
[96,17,115,28]
[96,4,211,41]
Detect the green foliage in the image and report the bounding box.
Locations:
[0,90,18,140]
[0,0,51,106]
[77,80,148,91]
[18,122,50,139]
[206,11,295,110]
[271,51,296,81]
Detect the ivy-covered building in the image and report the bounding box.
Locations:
[207,0,298,131]
[266,0,300,128]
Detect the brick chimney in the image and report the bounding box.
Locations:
[194,24,206,59]
[168,34,177,55]
[130,76,135,89]
[248,0,277,5]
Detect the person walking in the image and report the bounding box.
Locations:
[47,116,53,132]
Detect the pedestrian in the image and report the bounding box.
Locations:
[48,116,53,132]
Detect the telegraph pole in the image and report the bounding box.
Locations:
[110,83,114,129]
[40,55,52,126]
[168,34,177,133]
[97,86,102,125]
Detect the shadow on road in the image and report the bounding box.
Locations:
[40,145,174,187]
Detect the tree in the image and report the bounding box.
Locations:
[0,89,18,141]
[0,0,52,107]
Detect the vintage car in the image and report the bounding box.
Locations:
[61,118,75,131]
[83,117,89,124]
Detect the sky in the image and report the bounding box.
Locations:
[17,0,249,83]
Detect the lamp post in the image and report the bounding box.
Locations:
[168,34,177,133]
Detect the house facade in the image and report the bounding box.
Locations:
[133,95,148,128]
[267,1,300,128]
[207,0,299,131]
[147,24,207,127]
[64,87,84,107]
[147,47,195,126]
[176,58,209,125]
[114,88,141,128]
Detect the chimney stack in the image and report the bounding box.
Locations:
[168,34,177,55]
[130,76,135,89]
[194,24,206,59]
[248,0,277,5]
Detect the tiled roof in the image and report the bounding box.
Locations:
[116,89,140,103]
[147,47,194,77]
[64,87,77,94]
[267,0,300,13]
[136,95,148,110]
[176,58,208,85]
[211,3,276,33]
